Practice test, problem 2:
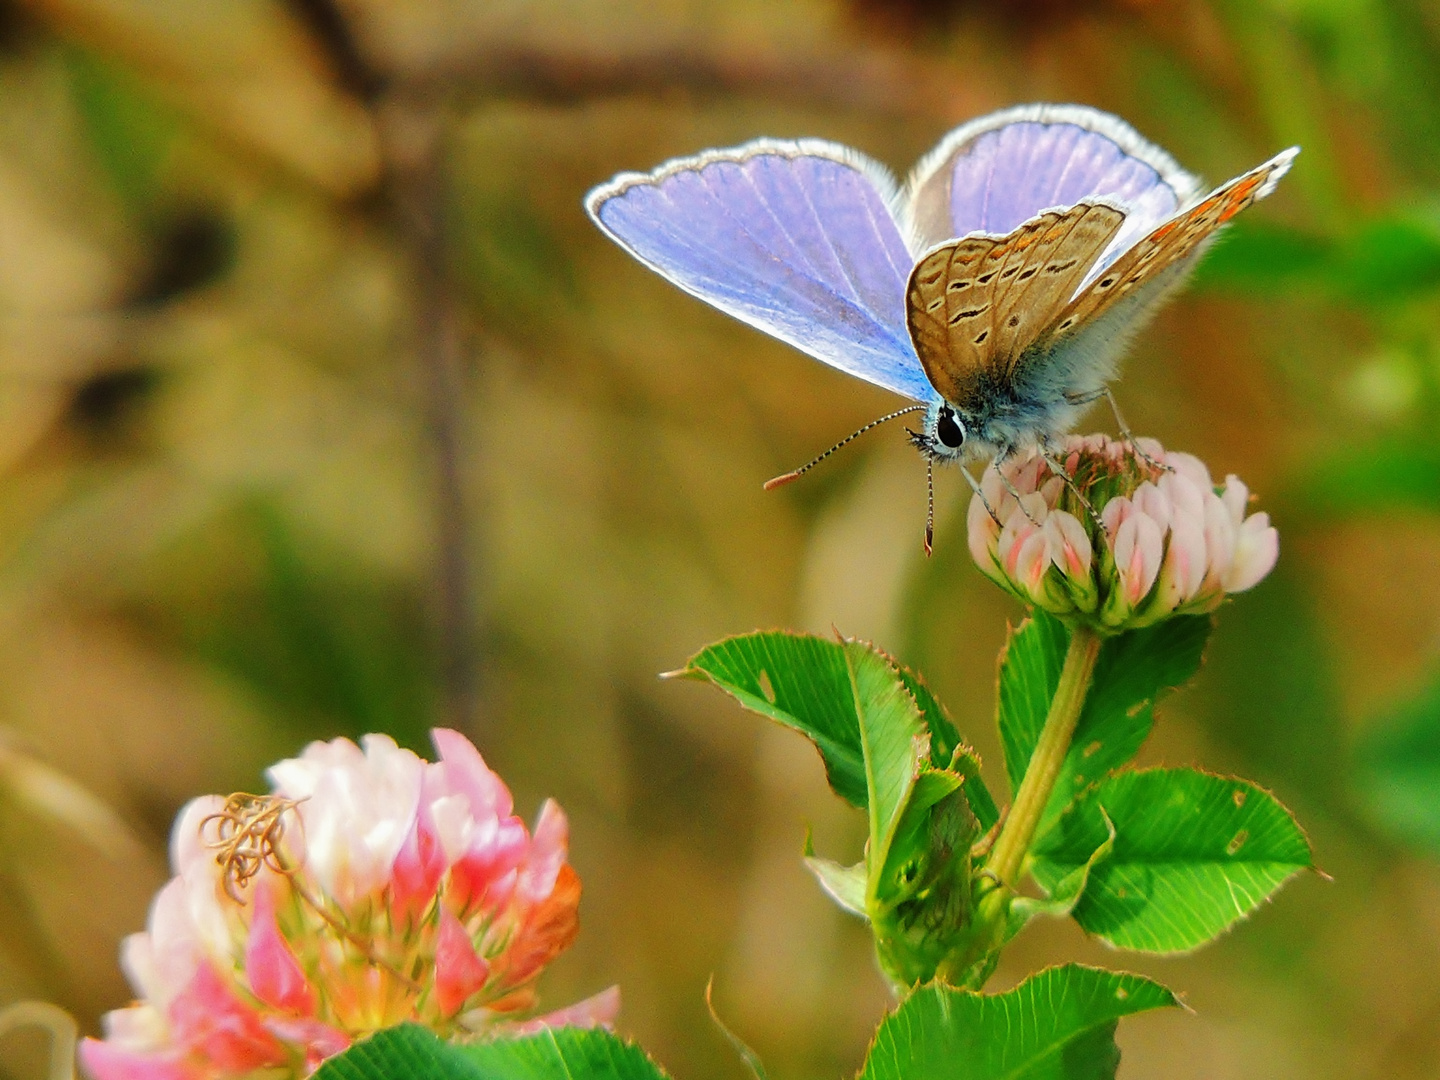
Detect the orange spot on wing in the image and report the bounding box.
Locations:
[1231,174,1264,199]
[1216,175,1263,222]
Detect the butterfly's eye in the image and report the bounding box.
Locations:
[936,407,965,450]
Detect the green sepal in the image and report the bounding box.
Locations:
[802,831,866,917]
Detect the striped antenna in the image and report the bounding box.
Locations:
[763,405,926,491]
[924,456,935,557]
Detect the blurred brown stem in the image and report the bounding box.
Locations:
[382,99,480,733]
[289,0,481,731]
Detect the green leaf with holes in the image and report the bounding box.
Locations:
[673,632,993,821]
[858,964,1178,1080]
[998,613,1210,835]
[1030,768,1312,953]
[314,1023,670,1080]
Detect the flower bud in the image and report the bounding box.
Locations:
[967,436,1278,632]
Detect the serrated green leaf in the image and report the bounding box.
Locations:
[873,769,966,903]
[463,1026,671,1080]
[678,632,867,803]
[676,632,988,812]
[943,740,1000,833]
[858,964,1177,1080]
[998,613,1210,834]
[1354,672,1440,854]
[890,661,997,830]
[895,667,962,777]
[846,640,929,885]
[314,1024,671,1080]
[313,1024,482,1079]
[1031,768,1312,953]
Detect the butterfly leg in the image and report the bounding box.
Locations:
[991,449,1044,527]
[1103,387,1171,473]
[958,462,1004,528]
[1068,387,1172,474]
[1088,388,1169,472]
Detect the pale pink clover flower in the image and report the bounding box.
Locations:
[80,730,618,1080]
[967,435,1278,631]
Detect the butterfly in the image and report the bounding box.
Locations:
[585,104,1297,549]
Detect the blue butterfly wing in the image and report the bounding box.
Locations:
[587,141,936,403]
[906,104,1204,275]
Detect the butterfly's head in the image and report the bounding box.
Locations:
[910,400,971,462]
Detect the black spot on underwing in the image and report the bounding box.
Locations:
[949,306,988,324]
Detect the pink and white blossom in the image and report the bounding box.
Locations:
[80,730,617,1080]
[968,435,1278,631]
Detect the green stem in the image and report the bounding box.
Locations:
[946,624,1102,984]
[987,624,1102,886]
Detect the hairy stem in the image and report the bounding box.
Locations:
[988,624,1102,886]
[947,623,1102,983]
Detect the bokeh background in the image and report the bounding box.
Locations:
[1,0,1440,1077]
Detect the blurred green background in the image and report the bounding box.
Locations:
[1,0,1440,1077]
